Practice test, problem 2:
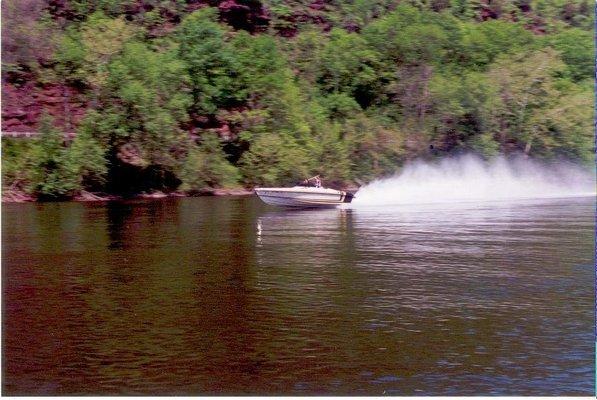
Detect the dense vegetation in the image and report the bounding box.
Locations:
[2,0,594,199]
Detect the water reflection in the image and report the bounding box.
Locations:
[2,196,594,395]
[107,202,133,250]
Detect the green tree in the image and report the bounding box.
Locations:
[233,31,315,142]
[177,8,243,114]
[342,114,406,181]
[69,119,109,191]
[180,134,240,191]
[27,114,79,198]
[485,49,569,155]
[316,28,382,107]
[522,89,593,163]
[457,21,535,70]
[316,122,352,184]
[549,28,594,81]
[450,0,483,19]
[79,12,138,96]
[428,71,500,156]
[55,27,87,85]
[239,133,313,186]
[2,138,36,193]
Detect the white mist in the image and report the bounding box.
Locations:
[352,154,595,206]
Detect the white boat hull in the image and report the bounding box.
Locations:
[254,186,354,208]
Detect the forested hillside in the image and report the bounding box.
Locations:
[2,0,594,199]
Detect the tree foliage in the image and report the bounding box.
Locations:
[2,0,593,199]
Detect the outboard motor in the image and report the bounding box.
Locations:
[342,192,355,203]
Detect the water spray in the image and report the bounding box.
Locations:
[352,154,595,207]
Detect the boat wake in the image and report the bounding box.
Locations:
[352,154,595,207]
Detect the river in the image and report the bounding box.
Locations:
[2,196,594,395]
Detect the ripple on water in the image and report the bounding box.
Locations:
[2,197,594,395]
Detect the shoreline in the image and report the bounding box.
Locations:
[2,186,360,204]
[1,187,256,204]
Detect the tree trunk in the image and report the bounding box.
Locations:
[63,86,71,131]
[524,140,532,156]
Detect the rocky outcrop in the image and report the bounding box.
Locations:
[1,189,35,203]
[269,0,333,37]
[1,81,88,133]
[216,0,270,32]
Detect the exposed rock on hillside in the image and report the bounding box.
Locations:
[2,81,87,133]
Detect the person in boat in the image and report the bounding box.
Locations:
[313,176,321,188]
[299,175,322,188]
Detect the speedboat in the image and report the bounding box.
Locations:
[254,186,354,208]
[255,176,355,208]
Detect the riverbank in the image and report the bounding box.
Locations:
[1,187,255,203]
[2,185,360,203]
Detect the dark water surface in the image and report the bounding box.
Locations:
[3,196,595,395]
